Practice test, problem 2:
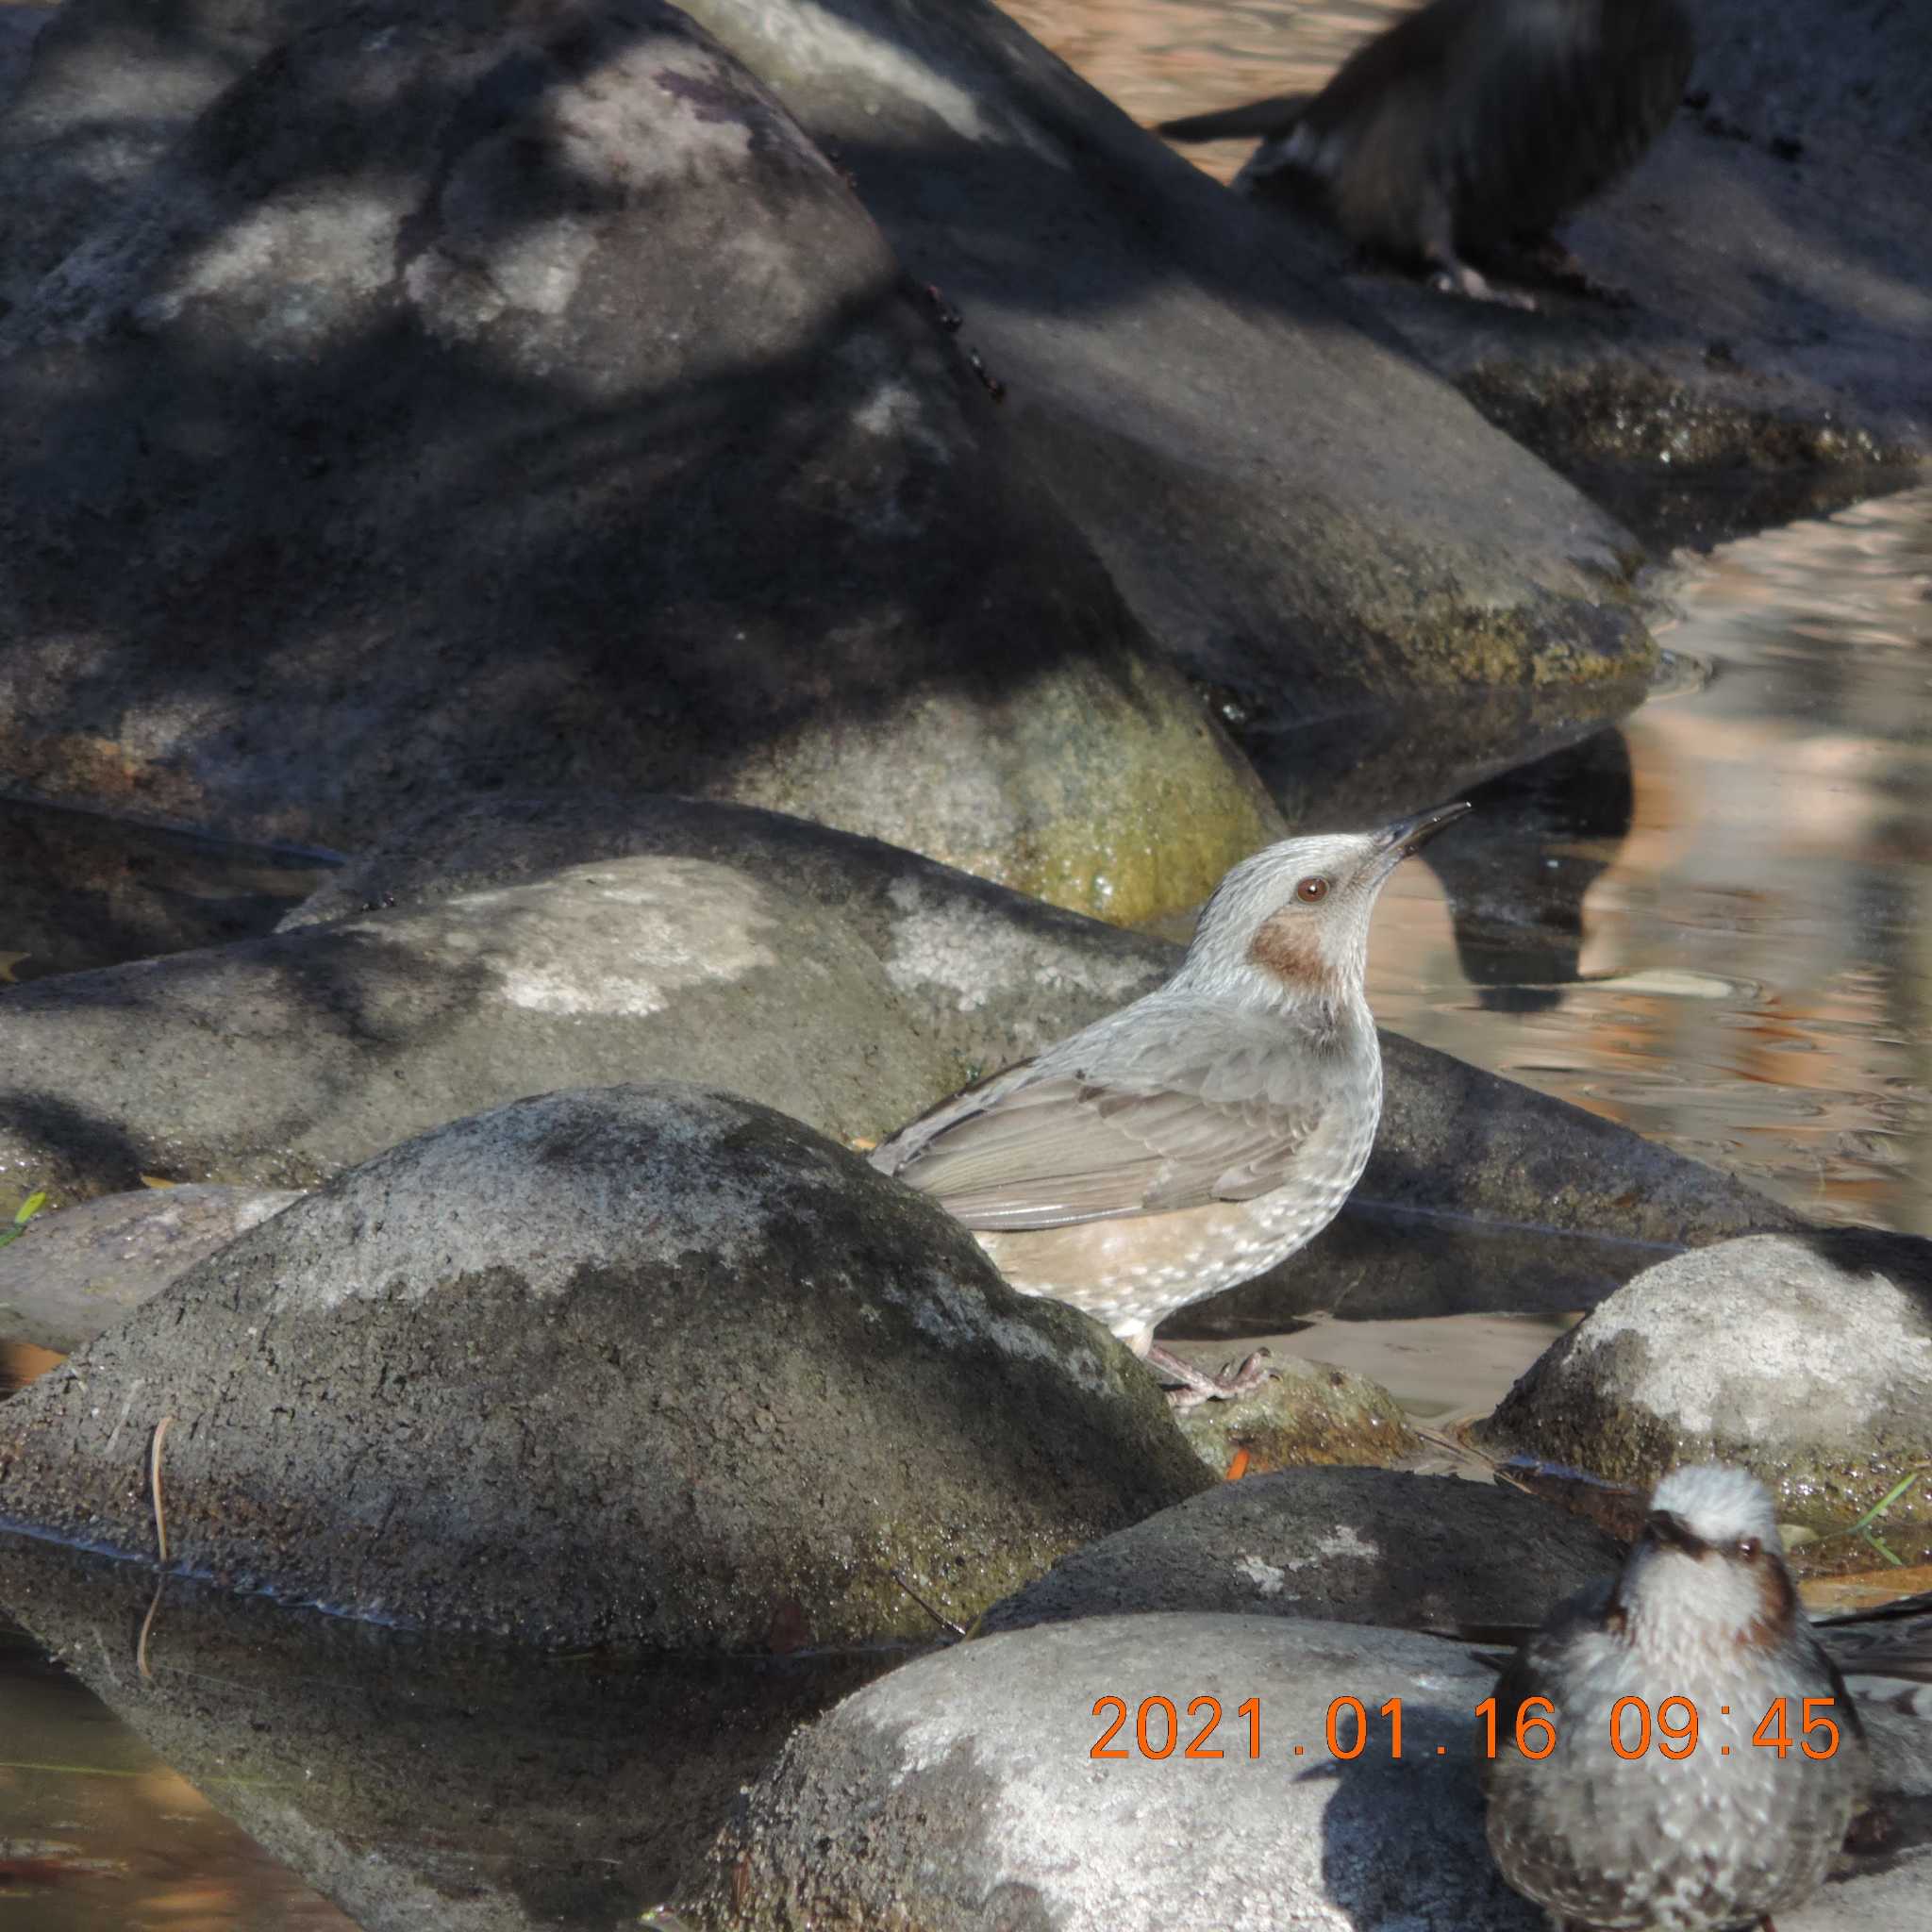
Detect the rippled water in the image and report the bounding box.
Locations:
[1369,487,1932,1237]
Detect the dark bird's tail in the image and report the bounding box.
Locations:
[1156,93,1312,143]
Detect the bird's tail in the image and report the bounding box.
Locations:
[1156,93,1312,143]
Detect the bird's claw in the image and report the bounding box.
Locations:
[1149,1342,1277,1408]
[1429,261,1538,311]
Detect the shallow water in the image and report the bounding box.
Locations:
[4,1,1932,1923]
[1368,486,1932,1239]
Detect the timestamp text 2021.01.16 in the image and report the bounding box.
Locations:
[1089,1694,1847,1763]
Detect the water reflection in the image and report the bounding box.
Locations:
[0,1537,904,1932]
[0,1610,353,1932]
[1368,487,1932,1237]
[0,797,336,987]
[1002,0,1405,178]
[1414,729,1637,1012]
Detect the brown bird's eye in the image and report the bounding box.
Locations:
[1737,1538,1760,1560]
[1295,876,1330,903]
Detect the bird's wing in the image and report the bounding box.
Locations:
[1475,1580,1615,1785]
[868,1003,1342,1231]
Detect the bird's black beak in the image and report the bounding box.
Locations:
[1373,800,1472,863]
[1643,1508,1706,1557]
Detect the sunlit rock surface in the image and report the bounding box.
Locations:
[691,1609,1932,1929]
[0,1182,301,1352]
[1478,1231,1932,1534]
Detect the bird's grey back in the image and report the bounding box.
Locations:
[867,990,1379,1230]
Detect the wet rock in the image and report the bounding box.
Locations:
[1242,683,1645,847]
[0,1182,302,1353]
[976,1467,1620,1638]
[0,0,1275,924]
[0,1084,1210,1644]
[1476,1231,1932,1528]
[1166,1352,1421,1479]
[1213,1025,1798,1330]
[668,2,1655,729]
[0,1534,900,1923]
[0,794,333,986]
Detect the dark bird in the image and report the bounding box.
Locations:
[1481,1464,1872,1931]
[1157,0,1696,308]
[868,804,1470,1405]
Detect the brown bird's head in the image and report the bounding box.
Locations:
[1181,802,1471,1008]
[1618,1464,1801,1657]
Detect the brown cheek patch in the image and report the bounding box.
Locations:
[1742,1557,1799,1651]
[1248,911,1337,992]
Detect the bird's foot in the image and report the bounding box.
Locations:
[1509,237,1634,307]
[1146,1341,1275,1409]
[1428,258,1538,312]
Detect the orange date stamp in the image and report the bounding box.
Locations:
[1089,1695,1845,1761]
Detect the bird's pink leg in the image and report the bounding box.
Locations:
[1418,195,1537,310]
[1146,1341,1275,1408]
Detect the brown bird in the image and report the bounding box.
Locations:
[869,804,1470,1404]
[1157,0,1696,308]
[1481,1464,1874,1931]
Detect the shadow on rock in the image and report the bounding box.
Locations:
[0,0,1275,924]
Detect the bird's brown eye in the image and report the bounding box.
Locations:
[1737,1538,1760,1560]
[1295,876,1330,903]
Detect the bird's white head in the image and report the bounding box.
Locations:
[1179,802,1471,1011]
[1618,1463,1800,1657]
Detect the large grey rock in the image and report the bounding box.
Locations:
[0,0,1277,924]
[0,1532,901,1924]
[675,0,1656,730]
[977,1468,1621,1638]
[0,1084,1210,1643]
[277,791,1174,1078]
[0,1181,301,1351]
[0,851,976,1198]
[691,1610,1932,1930]
[1477,1232,1932,1529]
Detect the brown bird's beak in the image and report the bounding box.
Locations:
[1371,800,1472,869]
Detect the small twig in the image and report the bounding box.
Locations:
[137,1416,176,1681]
[891,1568,966,1641]
[149,1416,175,1564]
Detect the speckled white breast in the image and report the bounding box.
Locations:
[1486,1642,1864,1930]
[976,1056,1384,1355]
